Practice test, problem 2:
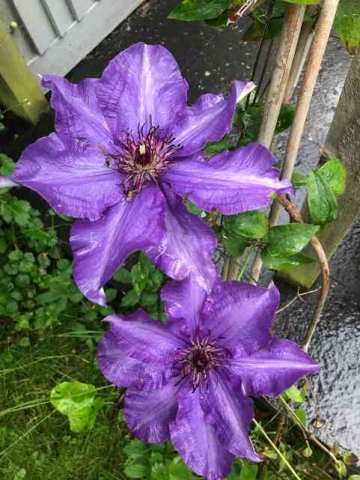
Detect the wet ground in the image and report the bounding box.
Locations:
[5,0,360,464]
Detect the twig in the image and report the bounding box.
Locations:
[277,195,330,351]
[276,287,321,314]
[253,418,302,480]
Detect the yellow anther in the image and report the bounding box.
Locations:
[139,144,146,155]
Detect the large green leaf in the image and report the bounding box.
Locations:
[50,380,103,433]
[335,0,360,52]
[223,210,268,238]
[223,235,248,258]
[168,0,231,21]
[239,461,259,480]
[307,172,338,225]
[317,158,346,197]
[266,223,318,257]
[261,251,313,270]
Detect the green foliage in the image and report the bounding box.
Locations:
[116,253,164,316]
[168,0,231,21]
[283,0,319,4]
[261,224,317,271]
[266,224,318,257]
[50,381,104,433]
[223,210,268,239]
[307,159,346,225]
[335,0,360,53]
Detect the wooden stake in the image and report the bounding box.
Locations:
[250,0,340,284]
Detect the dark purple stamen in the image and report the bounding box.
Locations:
[175,335,231,391]
[106,124,181,200]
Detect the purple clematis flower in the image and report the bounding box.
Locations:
[97,278,319,480]
[10,42,292,305]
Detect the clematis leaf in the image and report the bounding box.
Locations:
[335,0,360,53]
[317,158,346,197]
[266,223,318,257]
[261,251,313,271]
[307,172,338,225]
[169,456,194,479]
[168,0,231,21]
[224,210,268,239]
[223,235,248,258]
[291,171,309,189]
[50,380,103,433]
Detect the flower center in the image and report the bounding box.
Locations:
[106,124,181,200]
[176,335,231,391]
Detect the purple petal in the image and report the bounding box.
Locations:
[70,184,164,305]
[170,388,234,480]
[165,143,294,214]
[147,184,217,293]
[125,381,179,443]
[172,80,255,157]
[232,338,320,397]
[0,176,17,188]
[104,311,184,366]
[12,133,121,220]
[42,75,114,149]
[161,277,210,338]
[97,330,173,391]
[98,42,188,137]
[200,375,260,462]
[202,281,279,353]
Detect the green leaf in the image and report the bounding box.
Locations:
[169,456,194,480]
[283,0,319,4]
[276,104,296,134]
[284,385,306,403]
[291,171,309,188]
[223,235,248,258]
[50,380,103,433]
[317,158,346,196]
[205,136,230,154]
[124,464,149,479]
[121,288,141,308]
[343,450,359,465]
[223,211,268,239]
[168,0,231,21]
[241,17,284,42]
[307,172,338,225]
[335,0,360,52]
[239,460,258,480]
[262,251,313,270]
[349,476,360,480]
[123,439,147,459]
[0,154,15,176]
[295,407,307,425]
[335,460,347,477]
[267,223,318,257]
[113,267,132,283]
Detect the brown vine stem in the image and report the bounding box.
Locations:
[278,194,330,352]
[250,0,340,284]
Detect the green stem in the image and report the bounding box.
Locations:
[253,418,302,480]
[238,244,256,280]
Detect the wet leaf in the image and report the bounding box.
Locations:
[223,210,268,239]
[261,251,313,270]
[266,223,318,257]
[307,172,338,225]
[317,158,346,197]
[169,0,231,21]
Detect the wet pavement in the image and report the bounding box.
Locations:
[7,0,360,463]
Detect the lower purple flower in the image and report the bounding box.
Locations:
[97,279,319,480]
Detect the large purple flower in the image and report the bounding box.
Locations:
[10,43,292,305]
[97,278,319,479]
